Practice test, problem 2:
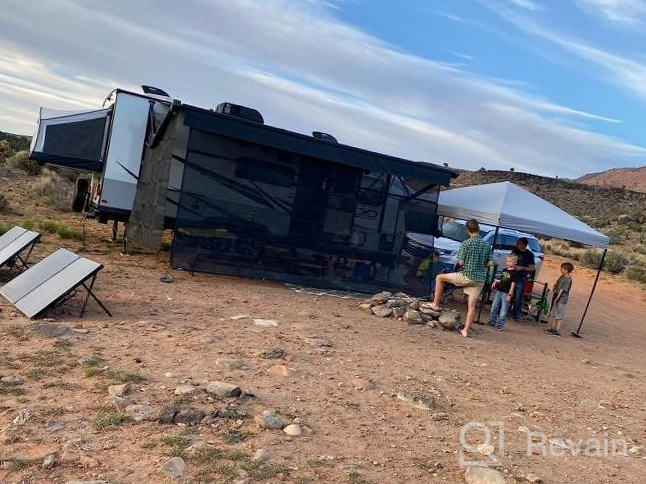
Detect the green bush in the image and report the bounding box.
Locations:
[38,220,60,233]
[580,250,628,273]
[20,220,35,230]
[626,265,646,285]
[0,223,11,235]
[0,194,9,213]
[603,227,627,246]
[8,150,41,176]
[633,244,646,257]
[55,224,84,241]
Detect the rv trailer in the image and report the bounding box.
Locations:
[30,87,457,294]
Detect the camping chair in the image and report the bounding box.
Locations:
[0,226,41,273]
[519,280,549,324]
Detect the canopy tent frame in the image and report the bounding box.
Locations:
[436,182,610,337]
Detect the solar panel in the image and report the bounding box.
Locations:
[0,248,111,319]
[0,228,41,270]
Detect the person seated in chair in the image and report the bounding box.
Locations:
[511,237,535,320]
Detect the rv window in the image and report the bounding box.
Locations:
[358,176,386,206]
[404,199,438,234]
[235,158,295,187]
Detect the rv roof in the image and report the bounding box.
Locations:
[179,103,457,186]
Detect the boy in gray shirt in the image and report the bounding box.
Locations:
[547,262,574,337]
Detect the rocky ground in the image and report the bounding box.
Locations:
[1,222,645,484]
[1,166,646,483]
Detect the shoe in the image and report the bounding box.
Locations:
[546,328,555,333]
[495,326,504,331]
[550,330,562,337]
[488,321,496,327]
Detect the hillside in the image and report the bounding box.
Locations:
[0,129,31,153]
[578,166,646,194]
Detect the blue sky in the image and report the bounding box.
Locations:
[1,0,645,177]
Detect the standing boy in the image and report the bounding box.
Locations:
[489,255,518,330]
[429,219,493,338]
[547,262,574,337]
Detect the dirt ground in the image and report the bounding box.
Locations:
[1,173,646,483]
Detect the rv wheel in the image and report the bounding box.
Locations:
[72,178,90,213]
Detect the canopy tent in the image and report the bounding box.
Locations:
[436,181,610,337]
[437,181,609,248]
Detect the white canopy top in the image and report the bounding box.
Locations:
[437,181,610,248]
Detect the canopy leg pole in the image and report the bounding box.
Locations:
[477,226,499,324]
[572,248,606,338]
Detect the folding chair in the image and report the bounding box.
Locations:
[0,226,41,272]
[0,248,112,319]
[520,280,549,324]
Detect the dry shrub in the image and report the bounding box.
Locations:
[580,249,628,274]
[0,193,9,213]
[541,239,582,261]
[626,265,646,285]
[28,169,72,211]
[8,150,41,176]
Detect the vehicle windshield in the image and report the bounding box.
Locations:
[527,238,542,253]
[441,220,486,242]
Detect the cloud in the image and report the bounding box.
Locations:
[575,0,646,24]
[505,0,541,10]
[0,0,643,177]
[479,2,646,102]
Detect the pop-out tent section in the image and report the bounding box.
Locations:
[435,181,610,336]
[29,107,112,172]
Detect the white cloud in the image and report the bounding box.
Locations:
[506,0,541,10]
[575,0,646,24]
[0,0,643,177]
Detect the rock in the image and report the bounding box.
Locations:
[108,396,134,411]
[1,375,23,385]
[206,381,242,398]
[385,298,406,309]
[174,384,200,395]
[254,409,287,429]
[438,312,458,329]
[147,405,178,424]
[42,453,57,469]
[305,336,332,347]
[408,300,421,310]
[371,291,392,304]
[427,321,437,328]
[1,426,17,444]
[259,347,286,359]
[200,414,216,425]
[283,423,302,436]
[164,372,183,379]
[160,273,174,283]
[63,437,85,453]
[465,466,506,484]
[216,358,247,370]
[45,420,64,432]
[397,390,436,410]
[230,314,251,320]
[267,364,293,377]
[71,328,89,334]
[65,481,107,484]
[78,454,100,468]
[174,408,206,425]
[108,383,130,397]
[30,323,74,338]
[579,398,605,410]
[159,456,186,478]
[253,448,272,462]
[419,305,441,318]
[351,378,376,391]
[432,412,449,421]
[125,404,155,421]
[13,409,31,425]
[357,302,372,311]
[233,468,250,484]
[392,307,406,318]
[525,473,543,483]
[403,309,424,325]
[254,319,279,327]
[629,445,644,455]
[371,305,393,318]
[477,443,495,455]
[187,441,212,454]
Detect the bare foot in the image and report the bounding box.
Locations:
[460,329,468,338]
[429,303,441,311]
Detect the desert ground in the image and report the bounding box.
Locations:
[1,171,646,484]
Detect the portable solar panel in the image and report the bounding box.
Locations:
[0,248,111,319]
[0,226,41,270]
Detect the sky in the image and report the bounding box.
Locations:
[1,0,646,177]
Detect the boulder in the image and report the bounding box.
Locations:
[357,302,373,311]
[174,384,200,396]
[159,456,186,478]
[371,305,393,318]
[108,383,130,397]
[438,311,459,329]
[397,390,436,410]
[254,409,287,430]
[283,424,302,436]
[464,466,506,484]
[393,308,406,319]
[403,310,424,325]
[253,448,271,462]
[206,381,242,398]
[371,291,392,304]
[174,408,206,425]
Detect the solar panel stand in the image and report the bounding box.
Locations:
[15,243,36,269]
[80,273,112,318]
